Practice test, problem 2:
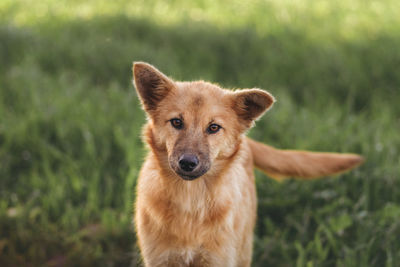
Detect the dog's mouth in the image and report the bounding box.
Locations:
[175,169,207,181]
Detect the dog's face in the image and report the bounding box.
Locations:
[133,62,275,180]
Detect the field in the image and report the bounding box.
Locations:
[1,0,400,266]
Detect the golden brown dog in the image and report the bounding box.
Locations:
[133,62,363,267]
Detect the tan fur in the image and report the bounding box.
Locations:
[132,62,363,266]
[248,138,364,181]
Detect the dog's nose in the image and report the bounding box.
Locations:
[178,154,199,172]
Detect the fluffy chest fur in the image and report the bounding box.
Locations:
[134,138,256,266]
[136,140,252,244]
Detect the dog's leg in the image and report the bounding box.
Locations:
[140,248,235,267]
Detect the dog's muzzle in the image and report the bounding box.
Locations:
[170,153,209,180]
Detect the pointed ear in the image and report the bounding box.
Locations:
[133,62,175,112]
[232,88,275,126]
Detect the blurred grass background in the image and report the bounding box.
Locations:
[1,0,400,266]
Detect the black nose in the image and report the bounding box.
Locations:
[178,154,199,172]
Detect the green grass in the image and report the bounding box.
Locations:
[1,0,400,266]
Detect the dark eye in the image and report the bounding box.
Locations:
[207,123,221,134]
[170,118,183,129]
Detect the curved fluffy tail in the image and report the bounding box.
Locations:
[247,138,364,181]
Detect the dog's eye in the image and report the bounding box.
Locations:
[207,124,221,134]
[170,118,183,129]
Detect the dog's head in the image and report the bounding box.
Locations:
[133,62,275,181]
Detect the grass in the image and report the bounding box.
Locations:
[1,0,400,266]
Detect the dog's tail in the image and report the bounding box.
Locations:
[247,138,364,181]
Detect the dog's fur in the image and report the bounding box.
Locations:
[133,62,363,267]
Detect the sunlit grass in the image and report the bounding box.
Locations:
[2,0,400,40]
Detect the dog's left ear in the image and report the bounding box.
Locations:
[133,62,175,113]
[232,89,275,127]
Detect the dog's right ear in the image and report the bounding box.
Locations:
[231,89,275,129]
[133,62,175,112]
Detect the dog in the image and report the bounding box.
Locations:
[132,62,363,267]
